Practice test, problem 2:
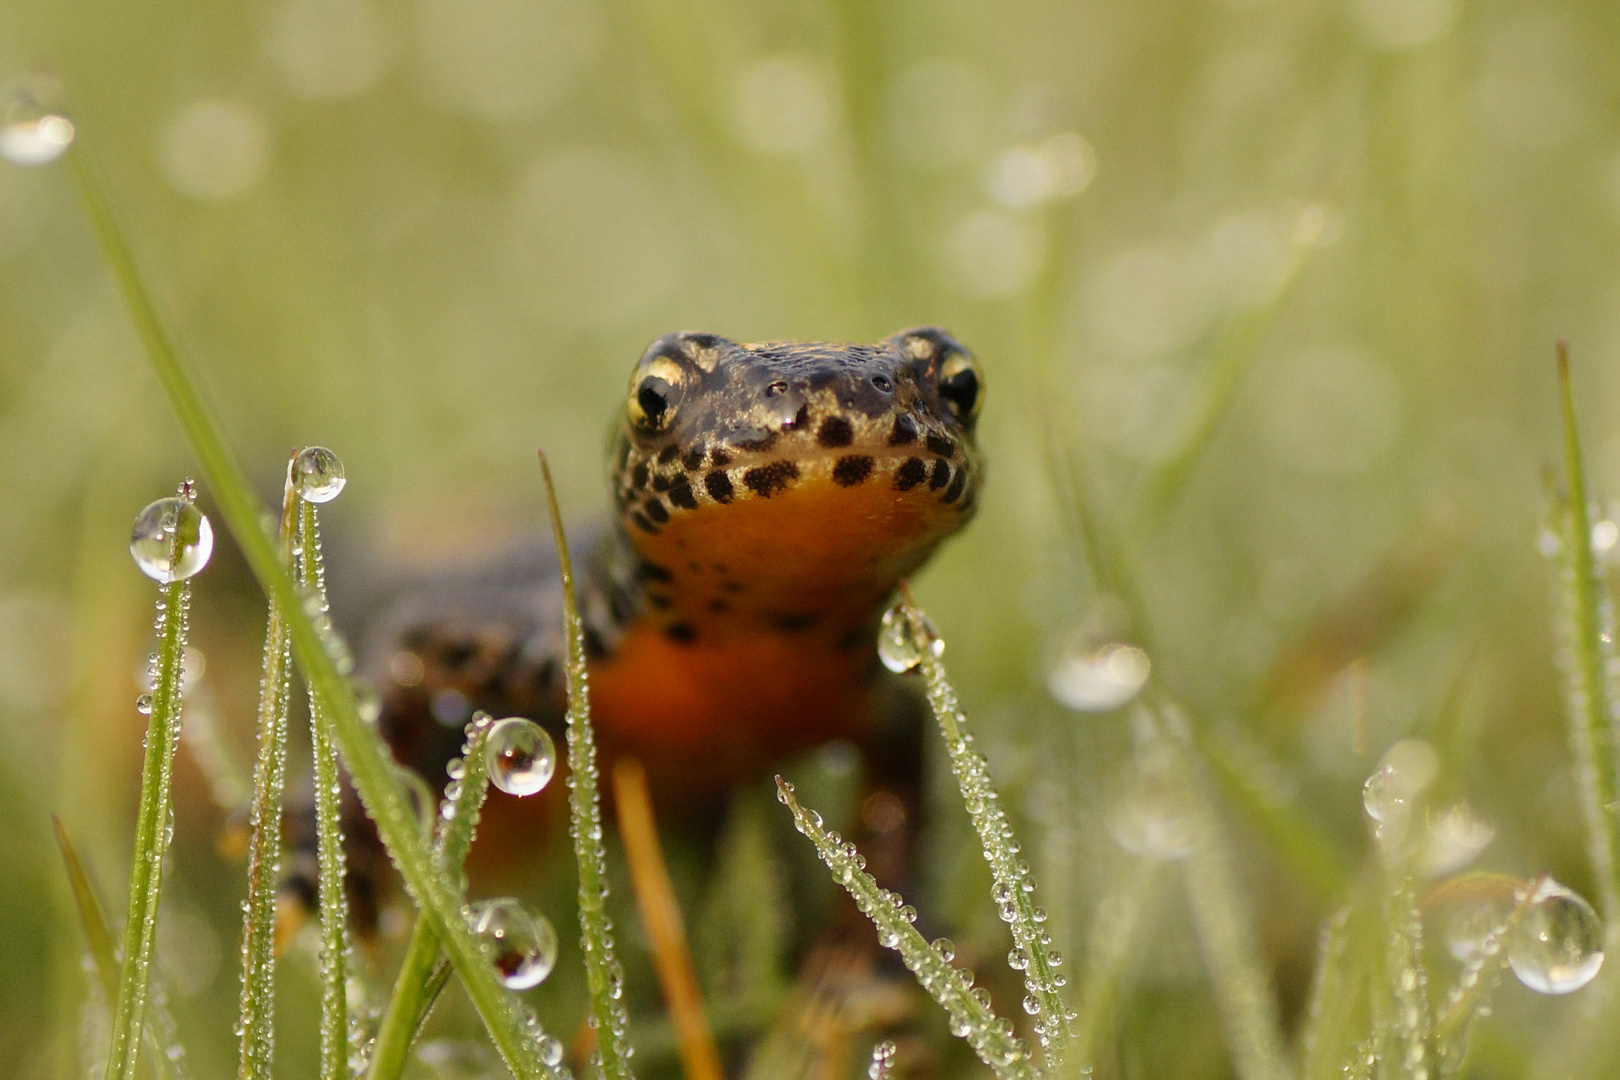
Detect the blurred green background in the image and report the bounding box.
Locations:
[3,0,1620,1075]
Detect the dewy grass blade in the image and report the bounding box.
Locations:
[539,450,636,1080]
[105,486,197,1080]
[1432,876,1539,1075]
[898,586,1072,1066]
[55,816,190,1080]
[774,777,1038,1080]
[1549,343,1620,936]
[237,464,298,1080]
[368,716,499,1080]
[296,493,350,1080]
[69,147,557,1080]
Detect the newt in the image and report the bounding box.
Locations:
[292,326,984,927]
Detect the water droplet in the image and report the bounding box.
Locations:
[470,898,558,990]
[1,79,74,166]
[136,693,153,715]
[130,497,214,582]
[1508,878,1605,995]
[1537,526,1562,558]
[293,446,346,503]
[1022,994,1040,1015]
[932,937,955,962]
[1108,760,1195,860]
[539,1036,565,1067]
[1047,641,1151,713]
[352,680,381,724]
[485,717,556,796]
[1362,738,1440,822]
[876,602,943,673]
[1007,947,1028,971]
[1594,519,1619,555]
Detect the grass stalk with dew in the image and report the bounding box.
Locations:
[1071,856,1163,1070]
[1431,875,1540,1075]
[105,482,202,1080]
[69,145,564,1080]
[295,483,351,1080]
[538,450,636,1080]
[896,584,1074,1067]
[774,777,1039,1080]
[55,816,190,1080]
[236,461,299,1080]
[1548,342,1620,937]
[367,714,499,1080]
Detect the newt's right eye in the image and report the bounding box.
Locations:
[627,356,688,432]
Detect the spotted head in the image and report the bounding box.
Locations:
[606,327,984,642]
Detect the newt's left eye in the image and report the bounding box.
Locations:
[627,356,689,432]
[937,350,983,423]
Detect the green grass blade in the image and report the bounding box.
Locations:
[899,587,1072,1067]
[367,717,497,1080]
[1136,216,1326,530]
[774,778,1039,1080]
[539,451,636,1080]
[69,146,559,1080]
[1549,343,1620,936]
[54,816,189,1080]
[1071,856,1164,1071]
[1432,876,1537,1075]
[297,495,350,1080]
[1152,708,1292,1080]
[1298,891,1374,1080]
[105,533,192,1080]
[237,468,297,1080]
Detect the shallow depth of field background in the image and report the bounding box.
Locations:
[2,0,1619,1076]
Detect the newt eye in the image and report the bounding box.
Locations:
[937,350,983,423]
[626,355,688,432]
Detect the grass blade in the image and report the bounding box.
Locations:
[614,757,724,1080]
[539,450,635,1080]
[368,716,499,1080]
[1549,343,1620,936]
[236,465,297,1080]
[1432,876,1538,1075]
[1071,855,1164,1071]
[105,489,195,1080]
[898,586,1073,1066]
[774,778,1038,1080]
[296,494,351,1080]
[69,147,559,1080]
[54,816,189,1080]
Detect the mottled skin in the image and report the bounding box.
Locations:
[304,327,983,926]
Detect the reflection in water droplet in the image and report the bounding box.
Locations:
[485,717,556,796]
[1047,642,1151,713]
[136,693,154,715]
[1509,878,1604,994]
[470,898,557,990]
[876,603,943,674]
[130,498,215,582]
[293,446,346,503]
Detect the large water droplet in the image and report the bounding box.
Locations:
[136,693,153,715]
[1047,641,1151,713]
[486,717,556,796]
[1508,878,1604,995]
[1,79,75,166]
[470,898,558,990]
[130,498,214,582]
[293,446,346,503]
[877,602,943,674]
